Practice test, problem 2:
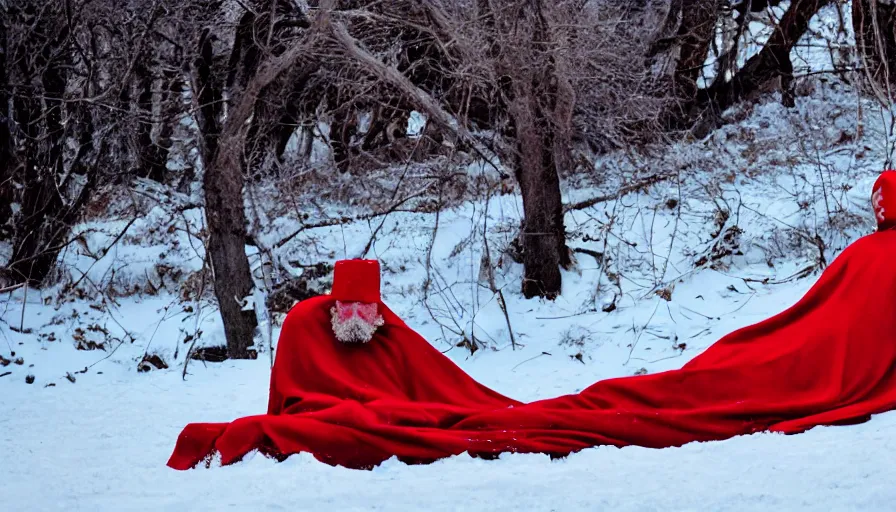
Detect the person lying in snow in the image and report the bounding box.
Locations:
[168,170,896,471]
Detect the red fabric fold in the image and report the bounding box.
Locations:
[168,231,896,470]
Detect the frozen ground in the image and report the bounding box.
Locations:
[4,386,896,511]
[3,270,896,511]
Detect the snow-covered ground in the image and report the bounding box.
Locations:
[4,269,896,511]
[4,57,896,512]
[10,372,896,511]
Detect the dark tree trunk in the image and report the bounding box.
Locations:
[7,96,97,286]
[711,1,753,93]
[267,68,319,161]
[274,98,306,160]
[203,149,259,359]
[500,0,572,299]
[7,163,65,284]
[154,75,179,175]
[853,0,896,101]
[675,1,719,99]
[701,0,831,111]
[646,0,685,59]
[193,27,259,360]
[230,0,313,170]
[136,62,171,182]
[651,0,719,129]
[136,59,180,184]
[513,109,570,299]
[326,86,357,172]
[194,1,318,358]
[0,13,13,239]
[6,18,79,285]
[194,29,224,164]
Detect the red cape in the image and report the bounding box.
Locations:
[168,231,896,470]
[167,298,520,469]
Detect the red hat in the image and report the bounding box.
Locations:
[331,259,381,303]
[872,170,896,231]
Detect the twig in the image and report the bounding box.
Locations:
[274,191,431,250]
[535,310,602,320]
[420,176,463,347]
[182,334,201,381]
[429,265,469,337]
[724,293,757,315]
[679,304,717,320]
[84,335,128,371]
[689,327,712,339]
[737,264,818,285]
[0,321,14,355]
[630,353,686,365]
[660,174,683,283]
[0,283,25,294]
[482,183,517,350]
[358,144,429,258]
[423,179,445,297]
[19,283,27,332]
[564,172,677,212]
[572,247,604,264]
[68,215,139,291]
[183,254,211,380]
[140,301,177,364]
[511,351,552,371]
[624,299,660,365]
[329,18,503,175]
[74,272,137,344]
[245,182,277,367]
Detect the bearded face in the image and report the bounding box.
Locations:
[330,301,385,343]
[873,187,886,223]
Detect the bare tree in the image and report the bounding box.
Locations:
[648,0,720,128]
[322,0,657,298]
[189,0,329,358]
[479,0,574,299]
[646,0,832,134]
[0,0,182,285]
[2,2,104,285]
[702,0,833,111]
[1,9,14,241]
[853,0,896,105]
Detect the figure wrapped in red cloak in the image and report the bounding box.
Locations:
[167,259,520,469]
[168,170,896,470]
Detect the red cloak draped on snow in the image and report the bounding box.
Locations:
[168,175,896,470]
[167,260,521,469]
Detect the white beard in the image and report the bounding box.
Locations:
[873,187,886,223]
[330,302,385,343]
